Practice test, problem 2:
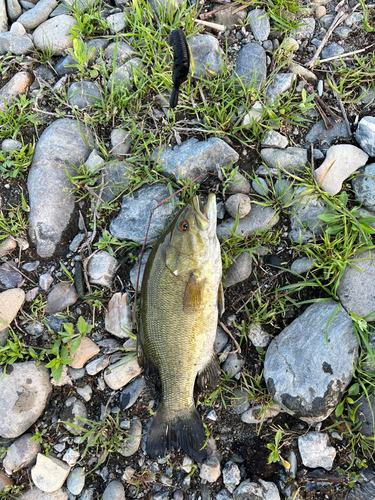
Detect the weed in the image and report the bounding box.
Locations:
[66,38,98,78]
[29,429,50,455]
[267,429,290,469]
[0,485,23,499]
[0,95,40,140]
[0,328,40,373]
[0,143,34,178]
[0,204,28,242]
[69,0,110,38]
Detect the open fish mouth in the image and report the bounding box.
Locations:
[192,194,216,232]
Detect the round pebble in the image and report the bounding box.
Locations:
[225,193,251,219]
[315,5,326,18]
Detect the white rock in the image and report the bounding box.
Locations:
[105,292,132,338]
[31,454,71,493]
[200,456,221,483]
[248,323,272,347]
[298,432,336,470]
[314,145,368,196]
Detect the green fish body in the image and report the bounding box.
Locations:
[139,194,224,461]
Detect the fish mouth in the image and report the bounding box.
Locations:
[192,194,216,232]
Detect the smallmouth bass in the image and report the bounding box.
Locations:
[138,193,224,461]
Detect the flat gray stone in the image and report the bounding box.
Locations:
[224,252,252,287]
[31,454,70,493]
[102,481,125,500]
[153,137,238,182]
[105,292,132,338]
[0,288,25,334]
[337,250,375,321]
[247,8,270,41]
[20,488,68,500]
[290,257,314,274]
[33,15,76,55]
[2,138,22,150]
[120,376,146,410]
[61,398,87,434]
[0,260,23,288]
[261,130,288,149]
[217,204,279,241]
[111,128,131,156]
[222,353,245,377]
[213,4,247,28]
[234,43,266,90]
[306,117,351,146]
[28,119,93,257]
[117,418,142,457]
[0,30,34,55]
[3,433,40,474]
[352,163,375,210]
[0,0,7,33]
[188,34,224,78]
[17,0,58,30]
[109,183,178,245]
[107,12,126,33]
[87,250,117,288]
[104,355,142,390]
[67,467,85,495]
[0,361,52,438]
[321,42,344,59]
[264,300,358,423]
[129,249,151,290]
[68,81,101,108]
[355,116,375,157]
[266,73,296,101]
[104,40,134,65]
[45,283,78,315]
[260,147,307,173]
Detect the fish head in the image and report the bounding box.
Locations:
[166,193,218,276]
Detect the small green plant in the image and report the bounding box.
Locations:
[267,429,290,469]
[29,429,50,455]
[66,38,98,78]
[0,143,34,178]
[43,340,74,382]
[59,316,93,353]
[297,88,316,114]
[0,204,28,242]
[0,328,40,374]
[0,485,23,499]
[94,230,140,256]
[0,95,40,140]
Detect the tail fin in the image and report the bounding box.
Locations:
[170,87,179,108]
[146,404,207,462]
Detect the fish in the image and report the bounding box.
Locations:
[168,28,190,108]
[138,193,224,461]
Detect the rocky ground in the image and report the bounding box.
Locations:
[1,0,375,498]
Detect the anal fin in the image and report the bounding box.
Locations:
[197,354,220,392]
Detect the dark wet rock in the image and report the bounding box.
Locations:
[68,81,102,109]
[355,116,375,157]
[120,376,146,410]
[33,14,76,54]
[110,183,178,245]
[337,250,375,321]
[260,147,307,174]
[0,71,33,111]
[291,17,315,40]
[247,8,270,41]
[153,137,238,182]
[264,300,358,423]
[0,261,23,288]
[28,119,93,257]
[3,433,40,474]
[17,0,58,30]
[217,204,279,241]
[306,117,351,146]
[0,361,52,438]
[298,432,336,470]
[352,163,375,210]
[188,34,224,78]
[224,252,252,288]
[321,42,344,59]
[44,283,79,315]
[87,251,117,288]
[234,43,266,89]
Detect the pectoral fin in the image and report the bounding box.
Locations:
[218,282,225,317]
[183,273,206,314]
[197,354,220,392]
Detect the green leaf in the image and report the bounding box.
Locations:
[335,401,344,417]
[77,316,87,335]
[70,337,81,355]
[63,323,74,336]
[348,383,360,396]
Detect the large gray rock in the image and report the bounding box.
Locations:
[0,361,52,438]
[28,119,93,257]
[337,250,375,321]
[33,15,77,55]
[217,204,279,241]
[352,163,375,211]
[264,301,358,423]
[260,147,307,174]
[110,183,177,245]
[306,117,351,146]
[234,43,266,90]
[188,34,224,78]
[17,0,58,30]
[153,137,238,182]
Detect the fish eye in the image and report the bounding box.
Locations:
[179,220,189,232]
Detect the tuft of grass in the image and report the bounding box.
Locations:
[0,143,34,179]
[0,95,40,140]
